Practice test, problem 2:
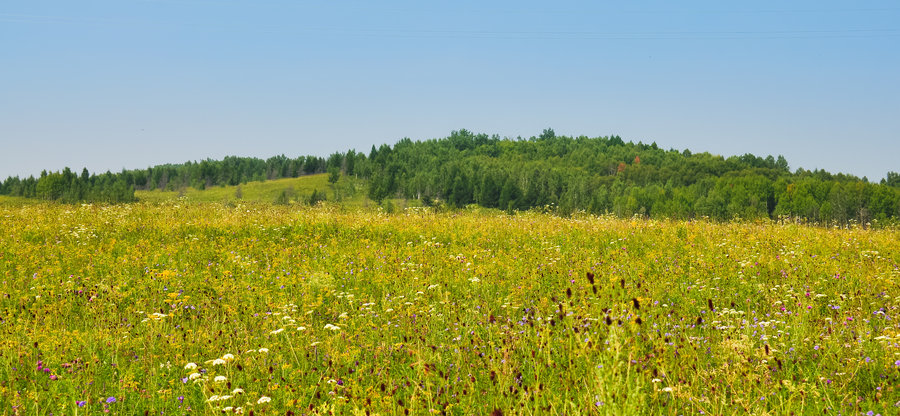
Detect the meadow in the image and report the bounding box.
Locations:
[133,174,368,207]
[1,202,898,415]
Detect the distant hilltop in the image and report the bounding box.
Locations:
[2,129,899,225]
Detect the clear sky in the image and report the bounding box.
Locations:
[2,0,898,181]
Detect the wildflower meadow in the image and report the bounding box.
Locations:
[1,202,898,415]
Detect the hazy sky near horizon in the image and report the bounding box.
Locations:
[2,0,898,181]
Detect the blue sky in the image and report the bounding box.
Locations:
[2,0,898,181]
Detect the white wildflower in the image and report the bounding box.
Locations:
[184,362,198,370]
[257,396,271,404]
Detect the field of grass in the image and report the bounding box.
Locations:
[1,202,898,415]
[135,174,370,207]
[0,195,39,206]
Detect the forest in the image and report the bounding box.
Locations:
[2,129,899,224]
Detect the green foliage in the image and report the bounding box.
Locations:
[274,187,295,205]
[357,130,900,224]
[328,167,340,185]
[0,153,346,203]
[19,168,136,203]
[307,188,326,205]
[883,171,900,187]
[3,130,898,223]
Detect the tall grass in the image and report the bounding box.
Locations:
[0,203,897,414]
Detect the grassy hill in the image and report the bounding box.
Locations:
[135,173,371,206]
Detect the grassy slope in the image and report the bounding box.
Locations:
[0,195,38,205]
[135,174,373,207]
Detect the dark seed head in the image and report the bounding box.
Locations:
[632,298,640,310]
[635,317,643,325]
[586,272,595,285]
[707,299,714,310]
[566,288,572,299]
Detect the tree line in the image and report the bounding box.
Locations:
[2,129,899,225]
[361,129,900,225]
[0,154,348,203]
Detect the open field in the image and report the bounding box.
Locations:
[134,174,370,207]
[1,203,898,414]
